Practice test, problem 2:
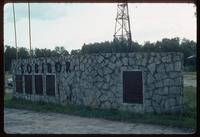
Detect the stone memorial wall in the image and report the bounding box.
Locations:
[12,52,184,114]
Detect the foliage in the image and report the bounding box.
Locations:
[4,45,29,72]
[71,49,81,55]
[4,45,16,72]
[34,48,52,57]
[52,46,69,56]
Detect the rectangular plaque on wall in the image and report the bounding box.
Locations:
[16,75,23,93]
[123,71,143,104]
[25,75,32,94]
[46,75,55,96]
[35,75,43,95]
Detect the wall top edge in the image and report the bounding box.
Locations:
[12,52,184,62]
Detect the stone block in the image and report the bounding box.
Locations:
[173,55,181,62]
[152,94,162,103]
[83,58,88,64]
[80,64,84,71]
[169,86,181,95]
[174,77,183,86]
[145,105,154,113]
[136,54,142,59]
[75,65,79,71]
[155,81,163,88]
[116,53,121,58]
[97,68,103,76]
[163,78,172,86]
[147,74,155,84]
[169,97,176,106]
[169,72,180,78]
[102,101,111,108]
[176,96,183,105]
[109,63,115,70]
[174,62,182,71]
[154,57,161,64]
[116,60,122,67]
[103,67,113,75]
[165,63,174,72]
[148,57,154,64]
[105,53,111,58]
[170,105,183,113]
[105,75,111,83]
[122,58,128,65]
[96,75,104,82]
[142,58,147,66]
[161,55,171,63]
[164,100,170,111]
[152,100,160,109]
[162,87,169,95]
[111,56,116,63]
[111,102,120,109]
[148,63,156,74]
[157,64,165,72]
[129,58,135,66]
[145,99,152,107]
[97,56,104,64]
[102,83,109,90]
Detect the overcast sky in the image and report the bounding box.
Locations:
[4,3,196,52]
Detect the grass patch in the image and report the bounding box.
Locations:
[183,86,196,117]
[4,86,196,129]
[4,92,12,101]
[184,75,196,80]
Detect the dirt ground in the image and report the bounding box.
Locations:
[4,108,194,134]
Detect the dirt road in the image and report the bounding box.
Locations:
[4,108,194,134]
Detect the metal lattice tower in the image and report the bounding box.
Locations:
[113,3,132,46]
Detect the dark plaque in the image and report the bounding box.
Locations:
[123,71,143,104]
[35,75,43,95]
[46,75,55,96]
[25,75,32,94]
[41,63,45,73]
[16,75,23,93]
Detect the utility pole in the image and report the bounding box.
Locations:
[113,3,132,46]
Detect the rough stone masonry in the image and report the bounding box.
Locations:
[12,52,184,114]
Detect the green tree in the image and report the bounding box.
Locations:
[34,48,53,57]
[155,37,180,52]
[4,45,17,72]
[71,49,81,55]
[52,46,69,56]
[18,47,29,59]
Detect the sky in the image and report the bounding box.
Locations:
[4,3,196,52]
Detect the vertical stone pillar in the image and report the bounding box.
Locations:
[43,60,47,102]
[32,74,35,101]
[22,74,25,95]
